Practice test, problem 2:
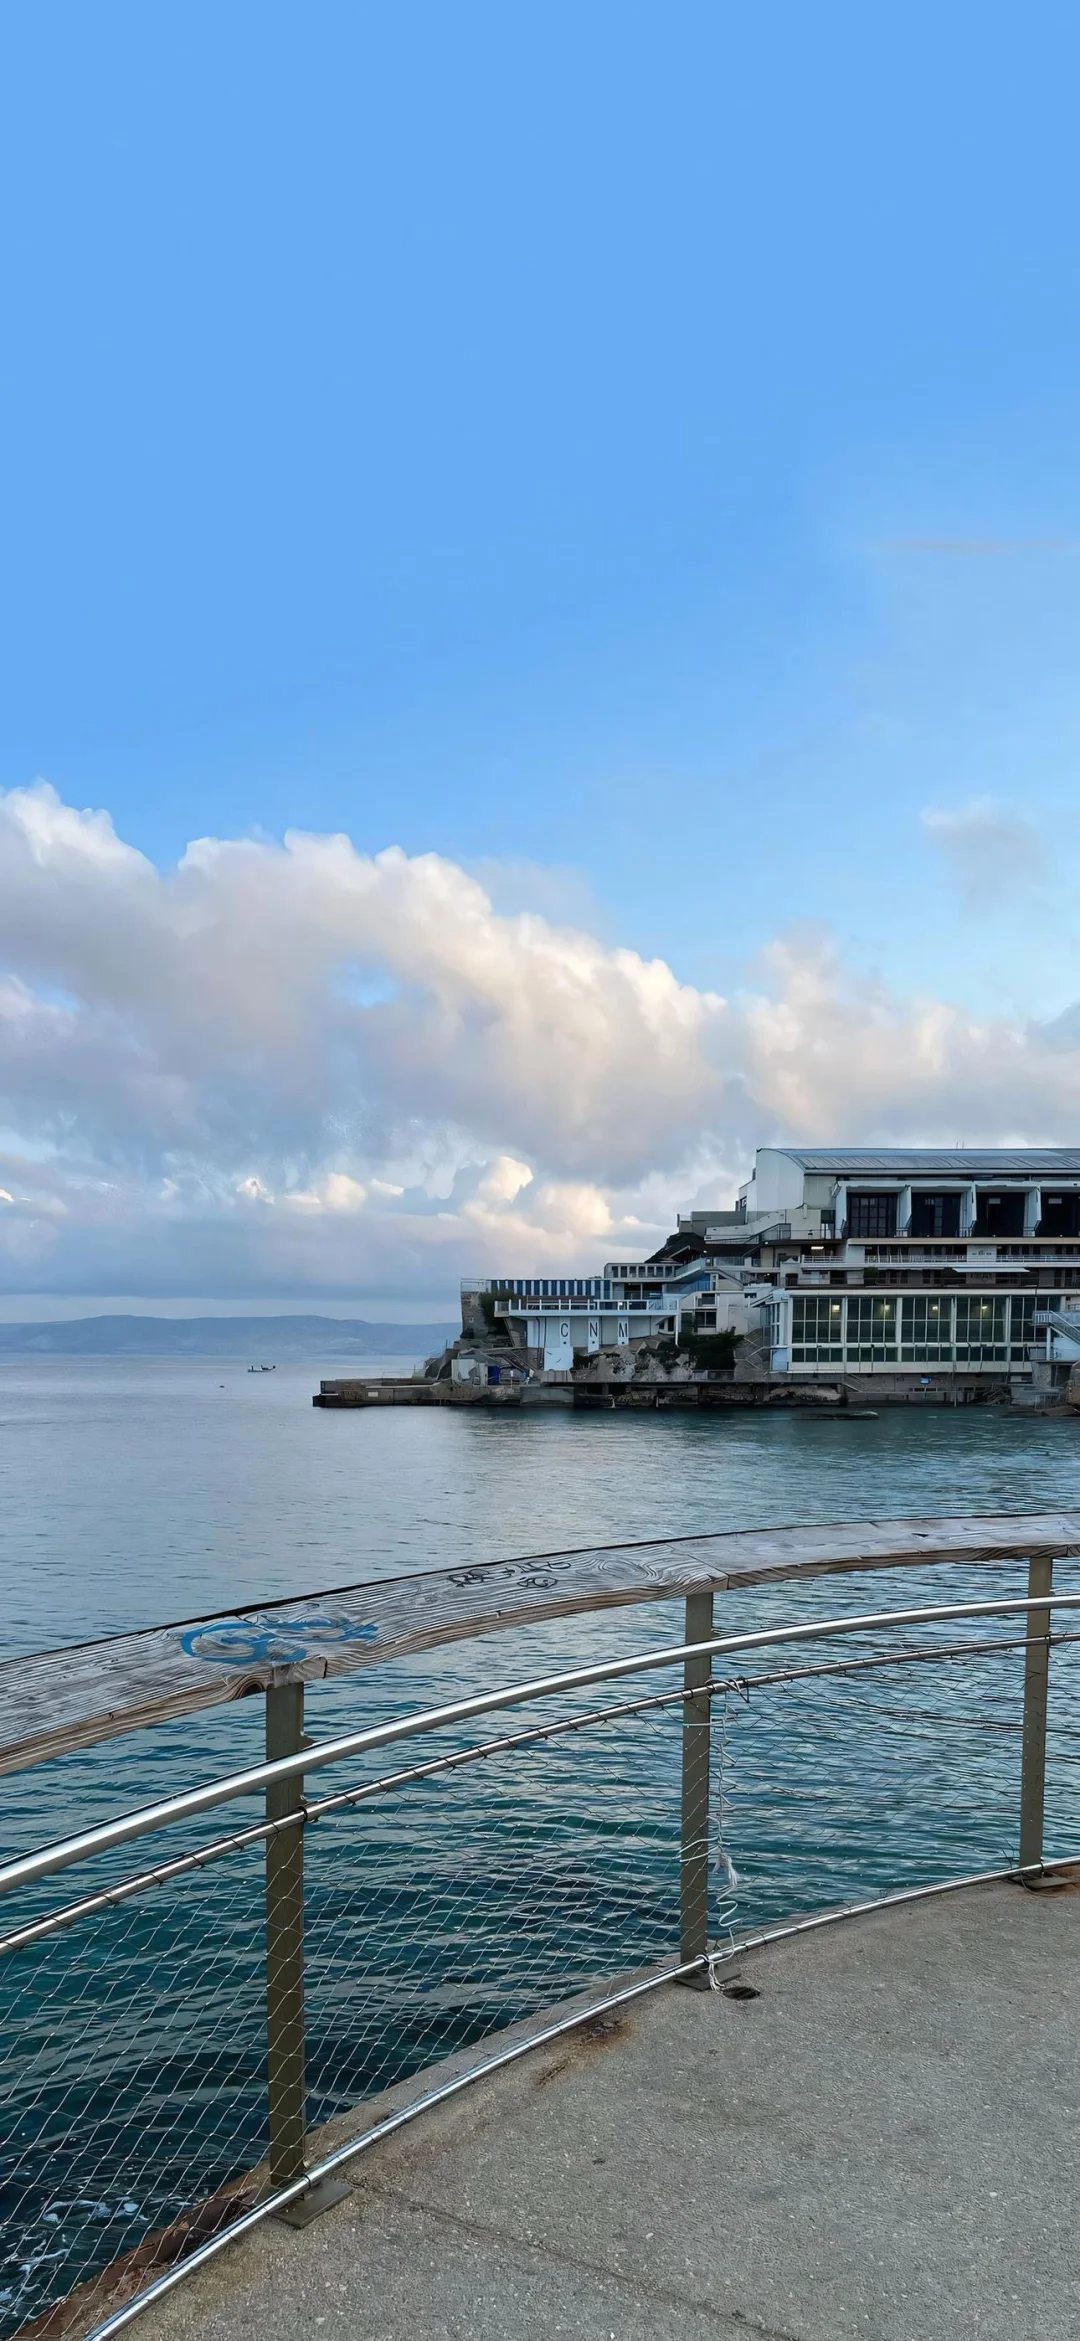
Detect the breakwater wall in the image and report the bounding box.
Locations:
[313,1374,1019,1410]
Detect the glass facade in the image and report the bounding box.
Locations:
[899,1295,952,1362]
[845,1295,898,1361]
[789,1295,844,1361]
[1010,1294,1037,1360]
[954,1295,1008,1361]
[789,1291,1051,1368]
[498,1277,608,1298]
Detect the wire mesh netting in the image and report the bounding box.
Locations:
[302,1699,707,2131]
[0,1626,1077,2339]
[0,1838,267,2337]
[0,1693,707,2339]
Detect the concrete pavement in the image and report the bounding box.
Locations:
[135,1878,1080,2341]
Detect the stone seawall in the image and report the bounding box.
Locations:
[315,1373,1023,1410]
[313,1377,525,1407]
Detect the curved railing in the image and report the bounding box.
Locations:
[1,1564,1078,2339]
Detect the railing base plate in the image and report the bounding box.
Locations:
[272,2175,352,2227]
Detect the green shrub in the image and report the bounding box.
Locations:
[678,1327,741,1373]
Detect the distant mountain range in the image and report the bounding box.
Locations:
[0,1315,456,1359]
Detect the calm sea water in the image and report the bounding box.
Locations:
[4,1354,1080,1647]
[1,1353,1078,1851]
[2,1359,1080,2328]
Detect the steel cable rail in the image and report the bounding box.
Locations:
[0,1581,1074,2341]
[2,1623,1075,1961]
[2,1587,1078,1899]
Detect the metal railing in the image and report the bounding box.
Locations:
[1,1574,1078,2339]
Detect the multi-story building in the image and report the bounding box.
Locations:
[732,1147,1080,1381]
[463,1146,1080,1391]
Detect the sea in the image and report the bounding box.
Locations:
[2,1353,1080,1847]
[1,1357,1079,2327]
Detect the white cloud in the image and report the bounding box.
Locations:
[472,1157,534,1207]
[921,797,1048,908]
[1,782,1080,1300]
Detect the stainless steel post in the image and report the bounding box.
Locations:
[265,1683,308,2191]
[1019,1554,1053,1875]
[264,1688,351,2222]
[678,1590,714,1984]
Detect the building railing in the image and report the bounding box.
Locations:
[1,1572,1078,2338]
[491,1293,677,1315]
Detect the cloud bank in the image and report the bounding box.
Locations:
[1,783,1079,1299]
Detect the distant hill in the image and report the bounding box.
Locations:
[0,1315,456,1359]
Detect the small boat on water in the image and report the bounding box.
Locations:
[248,1364,276,1373]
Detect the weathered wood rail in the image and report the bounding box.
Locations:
[2,1512,1079,1778]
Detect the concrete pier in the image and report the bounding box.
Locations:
[312,1377,524,1405]
[313,1371,1022,1407]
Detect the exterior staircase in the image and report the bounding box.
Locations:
[1035,1309,1080,1361]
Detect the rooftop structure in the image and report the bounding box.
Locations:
[745,1145,1080,1176]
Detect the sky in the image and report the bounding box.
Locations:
[2,2,1080,1317]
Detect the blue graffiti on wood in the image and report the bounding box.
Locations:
[179,1612,379,1666]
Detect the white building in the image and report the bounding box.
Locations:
[463,1146,1080,1388]
[460,1264,720,1374]
[736,1147,1080,1380]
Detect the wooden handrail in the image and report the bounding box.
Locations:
[1,1510,1078,1777]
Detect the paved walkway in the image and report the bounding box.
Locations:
[140,1879,1080,2341]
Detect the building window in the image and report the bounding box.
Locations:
[954,1295,1008,1360]
[848,1193,898,1239]
[845,1295,897,1360]
[790,1295,844,1363]
[900,1295,953,1361]
[909,1192,962,1239]
[973,1192,1026,1239]
[1040,1192,1080,1237]
[1009,1294,1037,1360]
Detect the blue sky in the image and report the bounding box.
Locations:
[2,4,1080,1311]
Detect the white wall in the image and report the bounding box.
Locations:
[745,1148,807,1214]
[543,1318,575,1372]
